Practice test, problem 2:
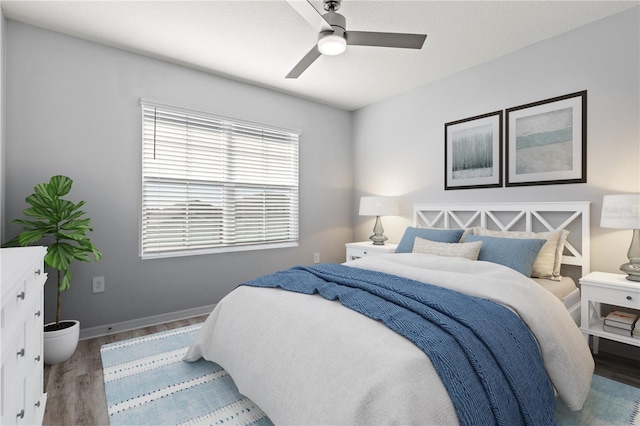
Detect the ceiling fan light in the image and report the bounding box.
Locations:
[318,34,347,56]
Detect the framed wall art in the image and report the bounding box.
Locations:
[505,91,587,187]
[445,110,503,190]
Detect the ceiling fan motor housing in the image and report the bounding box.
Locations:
[321,11,346,34]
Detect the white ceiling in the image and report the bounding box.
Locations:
[2,1,638,111]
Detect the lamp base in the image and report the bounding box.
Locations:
[620,262,640,282]
[621,229,640,282]
[369,234,388,245]
[369,215,388,245]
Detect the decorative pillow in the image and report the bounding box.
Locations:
[395,227,464,253]
[553,230,570,278]
[465,235,546,277]
[458,227,479,243]
[412,237,482,260]
[472,228,567,280]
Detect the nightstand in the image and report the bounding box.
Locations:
[579,271,640,354]
[345,241,398,262]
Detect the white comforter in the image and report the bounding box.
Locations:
[185,253,594,425]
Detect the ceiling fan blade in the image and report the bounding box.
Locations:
[346,31,427,49]
[286,45,322,79]
[287,0,333,32]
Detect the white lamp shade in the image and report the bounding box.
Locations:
[359,196,399,217]
[318,34,347,56]
[601,194,640,229]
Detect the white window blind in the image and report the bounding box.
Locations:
[140,101,299,258]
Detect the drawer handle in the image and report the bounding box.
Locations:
[627,296,633,301]
[35,268,42,275]
[17,409,25,419]
[363,251,368,255]
[35,310,41,317]
[17,348,25,357]
[35,400,41,408]
[35,355,41,362]
[17,291,26,300]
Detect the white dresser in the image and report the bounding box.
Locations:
[1,246,48,425]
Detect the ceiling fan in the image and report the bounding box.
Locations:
[286,0,427,79]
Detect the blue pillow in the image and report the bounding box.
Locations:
[465,235,546,277]
[395,227,464,253]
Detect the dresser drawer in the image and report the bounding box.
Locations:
[586,285,639,308]
[1,369,26,426]
[26,366,46,424]
[1,316,26,364]
[347,247,371,259]
[1,279,27,331]
[1,321,27,425]
[345,242,398,261]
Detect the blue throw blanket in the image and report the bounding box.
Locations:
[242,263,555,426]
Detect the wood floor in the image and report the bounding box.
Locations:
[43,316,640,426]
[42,315,208,426]
[592,350,640,388]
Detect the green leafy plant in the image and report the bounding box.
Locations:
[3,175,102,328]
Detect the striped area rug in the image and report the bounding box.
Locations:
[102,323,640,426]
[100,324,272,426]
[555,374,640,426]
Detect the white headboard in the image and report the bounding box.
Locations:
[413,202,591,279]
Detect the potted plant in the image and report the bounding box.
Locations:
[3,175,102,364]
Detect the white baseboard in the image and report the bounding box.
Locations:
[79,304,216,341]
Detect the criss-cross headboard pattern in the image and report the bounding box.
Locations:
[413,202,591,279]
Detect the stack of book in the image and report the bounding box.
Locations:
[603,310,638,337]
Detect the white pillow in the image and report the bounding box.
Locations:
[472,228,568,280]
[412,237,482,261]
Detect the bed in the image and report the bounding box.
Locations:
[185,201,594,425]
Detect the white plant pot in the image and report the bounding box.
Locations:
[43,320,80,365]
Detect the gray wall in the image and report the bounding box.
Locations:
[352,7,640,275]
[4,21,353,329]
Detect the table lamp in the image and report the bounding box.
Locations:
[601,193,640,282]
[359,196,399,245]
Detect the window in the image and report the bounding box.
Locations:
[140,100,299,258]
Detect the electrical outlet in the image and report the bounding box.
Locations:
[313,253,320,263]
[92,276,105,293]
